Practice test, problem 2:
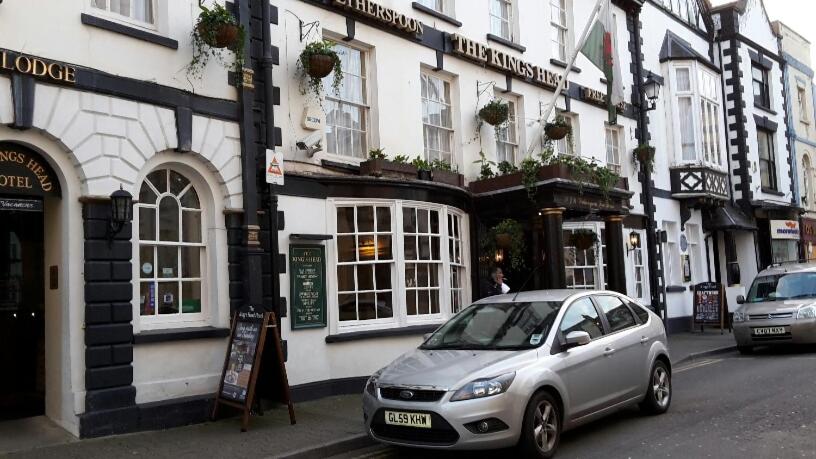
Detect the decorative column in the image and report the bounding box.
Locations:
[540,208,566,289]
[605,215,627,294]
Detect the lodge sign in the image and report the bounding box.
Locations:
[450,34,567,91]
[0,144,59,197]
[0,50,76,84]
[332,0,423,36]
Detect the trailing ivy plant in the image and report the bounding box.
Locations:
[188,2,246,79]
[368,148,387,160]
[297,40,343,99]
[520,156,541,201]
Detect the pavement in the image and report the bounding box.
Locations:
[1,330,737,459]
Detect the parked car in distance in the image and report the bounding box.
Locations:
[362,290,672,458]
[733,261,816,353]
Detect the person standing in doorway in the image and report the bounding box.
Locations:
[482,266,510,298]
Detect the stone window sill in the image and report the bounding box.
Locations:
[550,58,581,73]
[134,326,230,344]
[411,2,462,27]
[81,13,178,49]
[325,324,442,343]
[486,34,526,53]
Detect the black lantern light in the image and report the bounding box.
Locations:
[108,185,133,240]
[627,231,641,254]
[642,72,661,111]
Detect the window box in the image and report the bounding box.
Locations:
[469,164,627,195]
[431,169,465,188]
[359,158,417,180]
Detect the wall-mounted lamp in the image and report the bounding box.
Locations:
[494,249,504,264]
[107,185,133,241]
[642,73,661,111]
[627,231,641,254]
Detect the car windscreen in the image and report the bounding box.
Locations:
[747,272,816,302]
[420,301,562,351]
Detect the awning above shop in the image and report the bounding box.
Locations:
[703,203,756,231]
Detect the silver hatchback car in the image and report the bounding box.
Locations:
[362,290,672,458]
[733,262,816,353]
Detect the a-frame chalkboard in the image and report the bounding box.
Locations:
[212,305,295,431]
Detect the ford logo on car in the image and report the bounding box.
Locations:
[399,390,415,400]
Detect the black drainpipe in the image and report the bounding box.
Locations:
[262,0,281,319]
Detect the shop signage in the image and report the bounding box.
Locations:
[289,244,327,330]
[552,192,620,212]
[213,305,295,431]
[0,144,60,197]
[581,87,626,111]
[450,34,567,91]
[770,220,800,240]
[0,49,76,84]
[0,197,42,212]
[693,282,726,329]
[802,218,816,243]
[332,0,423,36]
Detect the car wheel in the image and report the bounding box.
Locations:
[737,345,754,355]
[518,391,561,459]
[640,360,671,415]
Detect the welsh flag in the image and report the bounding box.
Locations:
[581,0,623,124]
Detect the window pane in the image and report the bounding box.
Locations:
[140,282,155,316]
[358,235,376,261]
[338,236,356,262]
[377,235,392,260]
[182,210,202,243]
[180,187,200,209]
[430,290,440,314]
[140,245,154,279]
[675,68,691,92]
[679,97,695,161]
[338,265,355,292]
[418,290,430,314]
[357,206,374,233]
[139,207,156,240]
[169,171,189,196]
[376,293,393,318]
[376,207,391,232]
[157,282,179,315]
[595,296,637,332]
[158,196,179,242]
[375,264,391,290]
[139,181,156,204]
[148,170,167,194]
[559,297,604,338]
[181,247,200,278]
[181,281,201,313]
[358,292,376,320]
[357,264,374,291]
[339,294,356,321]
[337,207,355,233]
[157,246,178,278]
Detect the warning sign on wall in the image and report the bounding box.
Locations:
[266,149,284,185]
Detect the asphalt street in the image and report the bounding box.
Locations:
[331,347,816,459]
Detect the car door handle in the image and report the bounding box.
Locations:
[640,336,650,344]
[603,347,616,357]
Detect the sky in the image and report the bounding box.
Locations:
[709,0,816,68]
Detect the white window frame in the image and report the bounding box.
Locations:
[628,229,648,301]
[90,0,157,30]
[134,168,208,330]
[662,221,679,285]
[489,0,514,41]
[402,204,445,322]
[421,71,455,165]
[685,224,701,284]
[324,41,370,160]
[798,84,810,124]
[668,62,726,170]
[552,112,577,156]
[563,223,606,290]
[328,199,470,334]
[605,124,622,174]
[549,0,570,62]
[803,153,812,207]
[496,97,519,165]
[417,0,453,16]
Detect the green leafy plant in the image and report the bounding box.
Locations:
[188,2,246,79]
[545,153,620,200]
[633,144,656,173]
[544,114,571,141]
[478,99,510,126]
[411,157,432,170]
[431,158,455,172]
[497,160,518,175]
[481,219,526,271]
[297,40,343,99]
[569,229,599,251]
[368,148,387,160]
[520,156,542,201]
[392,154,410,164]
[473,151,496,180]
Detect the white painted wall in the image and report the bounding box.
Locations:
[0,0,238,100]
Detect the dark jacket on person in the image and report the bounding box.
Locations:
[481,279,503,298]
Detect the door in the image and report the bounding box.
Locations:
[593,295,647,401]
[0,204,45,420]
[554,296,617,419]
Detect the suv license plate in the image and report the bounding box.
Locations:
[753,326,786,335]
[384,411,432,429]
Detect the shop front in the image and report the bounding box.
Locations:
[802,218,816,261]
[767,218,801,264]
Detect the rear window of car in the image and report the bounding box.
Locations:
[629,302,650,324]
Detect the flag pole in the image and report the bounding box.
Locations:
[527,0,606,156]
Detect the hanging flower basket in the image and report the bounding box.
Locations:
[306,54,336,78]
[570,230,598,251]
[544,117,571,140]
[298,40,343,98]
[495,233,513,249]
[187,2,246,79]
[634,144,655,164]
[479,100,509,126]
[197,21,240,48]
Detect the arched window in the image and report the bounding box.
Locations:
[137,169,204,319]
[803,154,811,206]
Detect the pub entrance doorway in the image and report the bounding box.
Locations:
[0,201,45,420]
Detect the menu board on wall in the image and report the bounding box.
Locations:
[289,245,327,330]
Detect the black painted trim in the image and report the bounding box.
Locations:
[748,48,774,70]
[753,114,778,131]
[761,187,785,196]
[175,107,192,152]
[411,2,462,27]
[652,187,673,199]
[344,16,356,41]
[290,233,333,240]
[665,285,687,293]
[665,315,693,334]
[133,326,230,344]
[434,50,444,71]
[550,59,582,73]
[753,104,778,117]
[321,159,361,173]
[290,376,368,403]
[80,14,178,49]
[325,324,441,343]
[10,74,35,130]
[486,34,526,53]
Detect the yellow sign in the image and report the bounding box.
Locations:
[0,50,76,84]
[0,145,58,196]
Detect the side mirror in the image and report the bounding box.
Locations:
[736,295,745,305]
[564,331,591,349]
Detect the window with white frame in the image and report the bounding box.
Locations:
[92,0,154,25]
[334,201,468,329]
[757,128,777,190]
[803,154,812,206]
[550,0,569,61]
[752,64,771,109]
[685,224,701,284]
[798,85,809,123]
[324,42,368,159]
[496,98,518,164]
[553,112,576,156]
[336,205,394,322]
[421,72,454,165]
[605,125,622,173]
[564,226,603,289]
[671,63,723,167]
[137,169,204,320]
[489,0,513,41]
[630,230,647,299]
[417,0,446,14]
[662,221,679,284]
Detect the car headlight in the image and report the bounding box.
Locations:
[797,305,816,320]
[365,369,383,397]
[733,311,746,322]
[450,372,516,402]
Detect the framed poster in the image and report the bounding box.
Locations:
[289,244,327,330]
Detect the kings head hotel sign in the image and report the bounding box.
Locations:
[0,49,76,84]
[331,0,424,36]
[0,143,60,197]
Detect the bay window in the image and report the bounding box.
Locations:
[324,42,369,159]
[333,201,468,331]
[670,63,724,167]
